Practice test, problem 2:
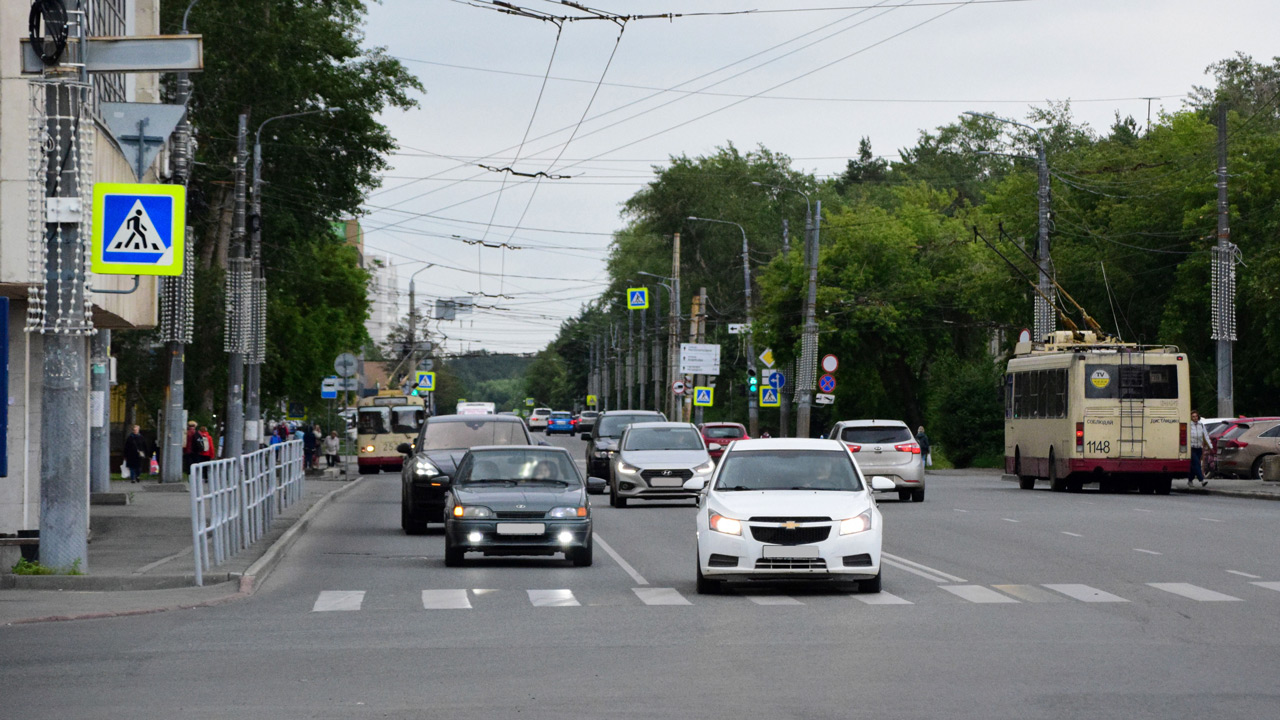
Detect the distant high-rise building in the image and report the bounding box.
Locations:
[336,219,400,349]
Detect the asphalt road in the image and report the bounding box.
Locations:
[2,431,1278,719]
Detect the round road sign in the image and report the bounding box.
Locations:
[818,374,837,394]
[672,380,686,395]
[334,352,359,378]
[820,354,839,373]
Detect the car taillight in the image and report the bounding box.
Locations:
[1221,439,1248,449]
[1076,422,1084,452]
[846,443,861,452]
[894,442,921,454]
[1179,423,1187,452]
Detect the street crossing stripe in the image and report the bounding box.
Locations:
[1251,581,1280,593]
[1042,584,1129,603]
[422,589,471,609]
[528,589,579,607]
[634,587,692,606]
[992,584,1066,603]
[312,590,365,612]
[746,594,803,606]
[941,585,1019,603]
[853,591,912,605]
[1146,583,1242,602]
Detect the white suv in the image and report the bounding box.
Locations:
[827,419,925,502]
[527,407,552,432]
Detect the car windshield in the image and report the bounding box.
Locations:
[597,414,662,438]
[624,427,704,451]
[715,450,862,492]
[459,450,582,486]
[840,426,913,445]
[421,420,527,450]
[391,406,424,434]
[703,426,745,439]
[357,408,390,435]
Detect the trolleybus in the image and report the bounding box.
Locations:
[357,390,427,474]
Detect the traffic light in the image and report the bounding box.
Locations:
[747,368,758,394]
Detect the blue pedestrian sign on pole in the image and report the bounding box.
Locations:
[416,371,436,392]
[759,387,780,407]
[626,287,649,310]
[91,183,186,276]
[693,387,714,407]
[818,374,837,394]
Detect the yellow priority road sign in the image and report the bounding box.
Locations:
[91,183,186,276]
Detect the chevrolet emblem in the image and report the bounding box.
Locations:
[784,521,798,529]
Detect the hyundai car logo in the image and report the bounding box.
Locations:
[661,470,673,476]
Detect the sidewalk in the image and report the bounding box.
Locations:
[994,470,1280,500]
[0,460,362,626]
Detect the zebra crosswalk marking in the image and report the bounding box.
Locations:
[1043,584,1128,603]
[528,589,579,607]
[1251,581,1280,593]
[1147,583,1242,602]
[422,589,471,609]
[312,590,365,612]
[941,585,1019,603]
[634,588,692,606]
[853,591,912,605]
[746,594,803,606]
[992,585,1065,603]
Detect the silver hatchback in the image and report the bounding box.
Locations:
[609,422,715,507]
[827,419,926,502]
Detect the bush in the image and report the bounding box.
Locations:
[927,354,1004,468]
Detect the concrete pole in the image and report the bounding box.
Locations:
[779,218,791,437]
[639,301,647,410]
[244,133,263,454]
[668,234,681,420]
[627,308,634,409]
[692,288,707,426]
[90,330,111,493]
[739,231,759,439]
[223,114,248,459]
[1034,143,1055,340]
[613,324,623,410]
[1215,104,1234,417]
[795,201,820,439]
[652,299,662,412]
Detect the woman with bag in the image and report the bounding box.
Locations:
[123,425,150,483]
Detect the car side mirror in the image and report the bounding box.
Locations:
[682,477,706,491]
[869,476,896,492]
[707,443,722,452]
[586,476,607,492]
[397,442,413,455]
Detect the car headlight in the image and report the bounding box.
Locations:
[593,450,610,459]
[548,506,587,518]
[692,459,714,474]
[840,509,874,535]
[616,460,639,474]
[414,457,441,478]
[452,505,493,518]
[709,512,742,536]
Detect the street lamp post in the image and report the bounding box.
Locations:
[686,217,758,437]
[637,271,675,416]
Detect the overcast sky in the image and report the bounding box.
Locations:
[358,0,1279,355]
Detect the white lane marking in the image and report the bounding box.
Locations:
[941,585,1019,604]
[1227,570,1262,579]
[853,591,912,605]
[1061,531,1083,537]
[1200,518,1222,523]
[633,587,692,606]
[1002,518,1021,523]
[312,590,365,612]
[422,589,471,609]
[880,558,949,583]
[747,594,803,606]
[881,552,967,583]
[993,584,1065,603]
[1134,548,1162,555]
[1135,508,1153,513]
[528,589,579,607]
[1043,584,1129,603]
[1251,581,1280,593]
[593,533,649,586]
[954,509,969,513]
[1147,583,1242,602]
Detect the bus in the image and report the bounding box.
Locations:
[356,391,427,475]
[1004,331,1190,495]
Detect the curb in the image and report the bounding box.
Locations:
[3,478,364,625]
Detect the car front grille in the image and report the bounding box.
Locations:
[640,468,693,481]
[749,525,831,545]
[494,511,546,519]
[755,558,828,570]
[843,554,873,567]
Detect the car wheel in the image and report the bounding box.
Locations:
[571,539,593,567]
[1154,477,1172,495]
[911,488,925,503]
[358,465,376,475]
[897,490,911,502]
[609,482,627,508]
[857,569,882,594]
[444,535,464,567]
[1253,455,1272,481]
[695,558,722,595]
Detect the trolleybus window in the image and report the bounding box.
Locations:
[358,408,390,435]
[1008,369,1068,419]
[1084,364,1179,400]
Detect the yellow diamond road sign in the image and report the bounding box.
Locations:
[91,183,186,276]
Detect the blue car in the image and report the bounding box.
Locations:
[546,411,575,435]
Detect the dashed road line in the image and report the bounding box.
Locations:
[1250,581,1280,593]
[746,594,803,606]
[853,591,912,605]
[1134,548,1162,555]
[633,587,691,606]
[1061,531,1083,537]
[528,589,579,607]
[993,584,1065,603]
[881,552,966,583]
[1002,518,1021,523]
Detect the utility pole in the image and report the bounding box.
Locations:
[627,307,635,409]
[1213,104,1235,416]
[244,137,264,454]
[639,298,648,410]
[613,324,623,410]
[692,288,708,425]
[90,330,111,493]
[668,233,682,420]
[652,299,662,412]
[795,200,821,438]
[685,293,701,423]
[1034,142,1055,341]
[223,113,249,459]
[778,219,791,438]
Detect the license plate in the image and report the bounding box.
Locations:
[495,523,545,535]
[649,477,683,488]
[762,545,819,558]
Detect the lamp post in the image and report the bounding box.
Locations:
[244,107,341,452]
[637,271,675,415]
[965,111,1053,341]
[686,217,758,437]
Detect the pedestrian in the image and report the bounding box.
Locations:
[312,425,324,469]
[916,426,932,469]
[196,425,217,463]
[323,431,341,468]
[123,424,150,483]
[303,424,319,471]
[182,420,198,474]
[1188,410,1210,488]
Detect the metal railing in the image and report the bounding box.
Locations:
[190,440,305,585]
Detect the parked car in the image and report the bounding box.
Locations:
[1215,419,1280,480]
[546,411,576,435]
[609,422,714,507]
[576,410,600,437]
[398,414,537,534]
[692,438,896,594]
[528,407,552,432]
[585,410,666,481]
[826,419,925,502]
[443,445,603,567]
[698,422,748,461]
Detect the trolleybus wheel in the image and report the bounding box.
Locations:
[1048,450,1067,492]
[1015,452,1035,490]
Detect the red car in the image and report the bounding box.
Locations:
[698,422,749,461]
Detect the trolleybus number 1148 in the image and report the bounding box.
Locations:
[1086,440,1111,454]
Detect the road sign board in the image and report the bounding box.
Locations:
[693,387,714,407]
[626,287,649,310]
[321,377,338,399]
[286,401,305,420]
[815,393,835,405]
[727,323,748,335]
[586,395,597,407]
[758,348,775,368]
[821,354,839,373]
[765,369,786,389]
[759,387,780,407]
[336,377,359,392]
[672,381,686,395]
[415,371,435,391]
[334,352,358,377]
[21,35,205,74]
[90,183,185,276]
[679,343,721,375]
[525,398,535,407]
[818,374,837,394]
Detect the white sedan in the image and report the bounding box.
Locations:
[689,438,895,594]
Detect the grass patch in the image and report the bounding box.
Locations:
[11,557,83,576]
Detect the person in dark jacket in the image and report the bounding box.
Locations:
[123,425,150,483]
[303,424,319,471]
[916,426,932,470]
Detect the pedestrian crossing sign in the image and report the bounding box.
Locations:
[626,287,649,310]
[759,386,780,407]
[586,395,597,407]
[693,387,713,407]
[90,183,185,276]
[416,371,435,391]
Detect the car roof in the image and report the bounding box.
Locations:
[469,444,572,456]
[833,419,910,428]
[625,421,696,431]
[726,438,848,452]
[428,414,525,424]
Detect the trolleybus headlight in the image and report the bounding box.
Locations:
[361,444,375,453]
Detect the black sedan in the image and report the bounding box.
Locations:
[443,446,604,567]
[398,414,536,535]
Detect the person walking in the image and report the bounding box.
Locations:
[196,425,217,464]
[182,420,199,475]
[916,426,932,470]
[323,431,341,468]
[123,424,150,483]
[312,425,324,469]
[303,424,319,471]
[1188,410,1210,488]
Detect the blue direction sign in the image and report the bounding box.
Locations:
[759,386,780,407]
[626,287,649,310]
[416,371,436,391]
[818,374,837,394]
[693,387,714,407]
[91,183,185,276]
[767,370,786,390]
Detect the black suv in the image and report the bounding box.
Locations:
[584,410,666,483]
